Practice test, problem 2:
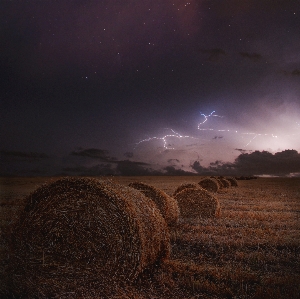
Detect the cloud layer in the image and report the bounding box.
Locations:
[1,148,300,177]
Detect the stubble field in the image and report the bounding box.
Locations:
[1,176,299,298]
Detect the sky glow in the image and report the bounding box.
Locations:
[1,1,299,176]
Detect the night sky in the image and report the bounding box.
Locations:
[1,0,300,176]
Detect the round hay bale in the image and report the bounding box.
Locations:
[198,178,220,193]
[9,177,170,297]
[173,182,202,196]
[174,188,221,218]
[226,177,238,187]
[128,181,179,226]
[218,177,230,188]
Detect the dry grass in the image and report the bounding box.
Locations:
[1,176,300,298]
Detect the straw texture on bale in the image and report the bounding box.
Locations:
[226,177,238,187]
[128,181,179,226]
[198,178,220,193]
[218,178,231,188]
[8,177,170,298]
[174,188,221,218]
[173,182,202,197]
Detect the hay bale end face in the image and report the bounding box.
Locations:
[128,181,179,226]
[198,178,220,193]
[9,177,170,297]
[174,188,221,218]
[173,182,202,196]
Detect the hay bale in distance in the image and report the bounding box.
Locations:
[174,188,221,218]
[226,177,238,187]
[218,177,230,188]
[173,182,202,196]
[129,181,179,226]
[212,177,225,189]
[9,177,170,297]
[198,178,220,193]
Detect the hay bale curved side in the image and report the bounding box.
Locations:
[8,177,170,297]
[129,181,179,226]
[198,178,220,193]
[174,188,221,218]
[226,177,238,187]
[218,177,230,188]
[173,182,202,197]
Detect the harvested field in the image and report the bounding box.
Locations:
[1,177,170,298]
[1,176,300,298]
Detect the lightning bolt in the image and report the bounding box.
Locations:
[135,111,299,150]
[197,111,281,147]
[135,129,197,150]
[197,111,223,129]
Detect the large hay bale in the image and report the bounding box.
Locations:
[174,188,221,218]
[173,182,202,196]
[198,178,220,193]
[128,181,179,226]
[226,177,238,187]
[8,177,170,298]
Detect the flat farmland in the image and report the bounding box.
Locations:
[1,176,299,298]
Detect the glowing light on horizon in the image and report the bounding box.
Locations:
[135,110,300,151]
[197,111,282,147]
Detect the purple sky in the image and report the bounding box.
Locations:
[1,0,300,176]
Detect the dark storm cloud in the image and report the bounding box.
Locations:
[0,150,56,176]
[167,159,180,164]
[191,161,204,173]
[233,149,300,175]
[291,69,300,76]
[282,69,300,76]
[200,48,226,62]
[124,152,134,158]
[116,160,153,176]
[163,166,194,176]
[62,164,114,176]
[239,52,262,62]
[0,150,49,160]
[70,148,118,162]
[190,150,300,176]
[235,148,247,153]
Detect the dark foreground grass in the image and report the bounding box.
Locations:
[1,176,299,298]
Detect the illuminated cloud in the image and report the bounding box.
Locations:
[233,149,300,175]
